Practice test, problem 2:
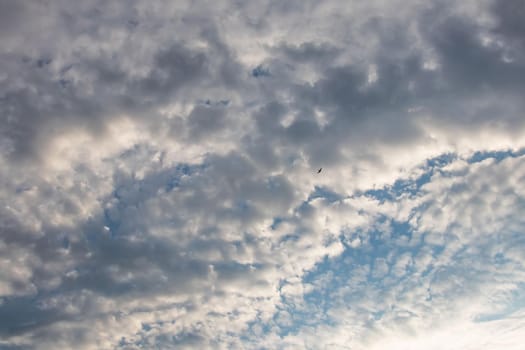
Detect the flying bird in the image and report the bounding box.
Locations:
[317,168,322,174]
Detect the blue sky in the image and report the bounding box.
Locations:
[1,0,525,349]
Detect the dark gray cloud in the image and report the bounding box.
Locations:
[274,42,342,64]
[492,0,525,45]
[0,2,245,163]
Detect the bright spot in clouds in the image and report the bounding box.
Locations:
[1,0,525,349]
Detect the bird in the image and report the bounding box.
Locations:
[317,168,322,174]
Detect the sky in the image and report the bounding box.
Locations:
[1,0,525,349]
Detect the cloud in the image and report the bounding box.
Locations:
[0,0,524,349]
[266,152,525,349]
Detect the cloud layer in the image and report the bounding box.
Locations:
[1,0,525,349]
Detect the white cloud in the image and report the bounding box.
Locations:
[1,0,525,348]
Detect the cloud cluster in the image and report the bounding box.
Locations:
[1,0,525,349]
[274,153,525,349]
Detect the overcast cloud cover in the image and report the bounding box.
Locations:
[1,0,525,349]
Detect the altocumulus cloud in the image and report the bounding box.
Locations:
[1,0,525,349]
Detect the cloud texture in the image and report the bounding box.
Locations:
[1,0,525,349]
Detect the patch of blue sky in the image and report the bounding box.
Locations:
[468,147,525,164]
[365,153,457,202]
[269,277,331,337]
[308,185,344,203]
[425,152,457,168]
[338,215,418,254]
[389,219,413,240]
[283,266,360,333]
[165,162,206,191]
[270,217,285,230]
[251,65,271,78]
[273,220,423,336]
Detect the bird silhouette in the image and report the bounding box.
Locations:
[317,168,322,174]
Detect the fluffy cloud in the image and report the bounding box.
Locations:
[275,153,525,349]
[1,0,525,349]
